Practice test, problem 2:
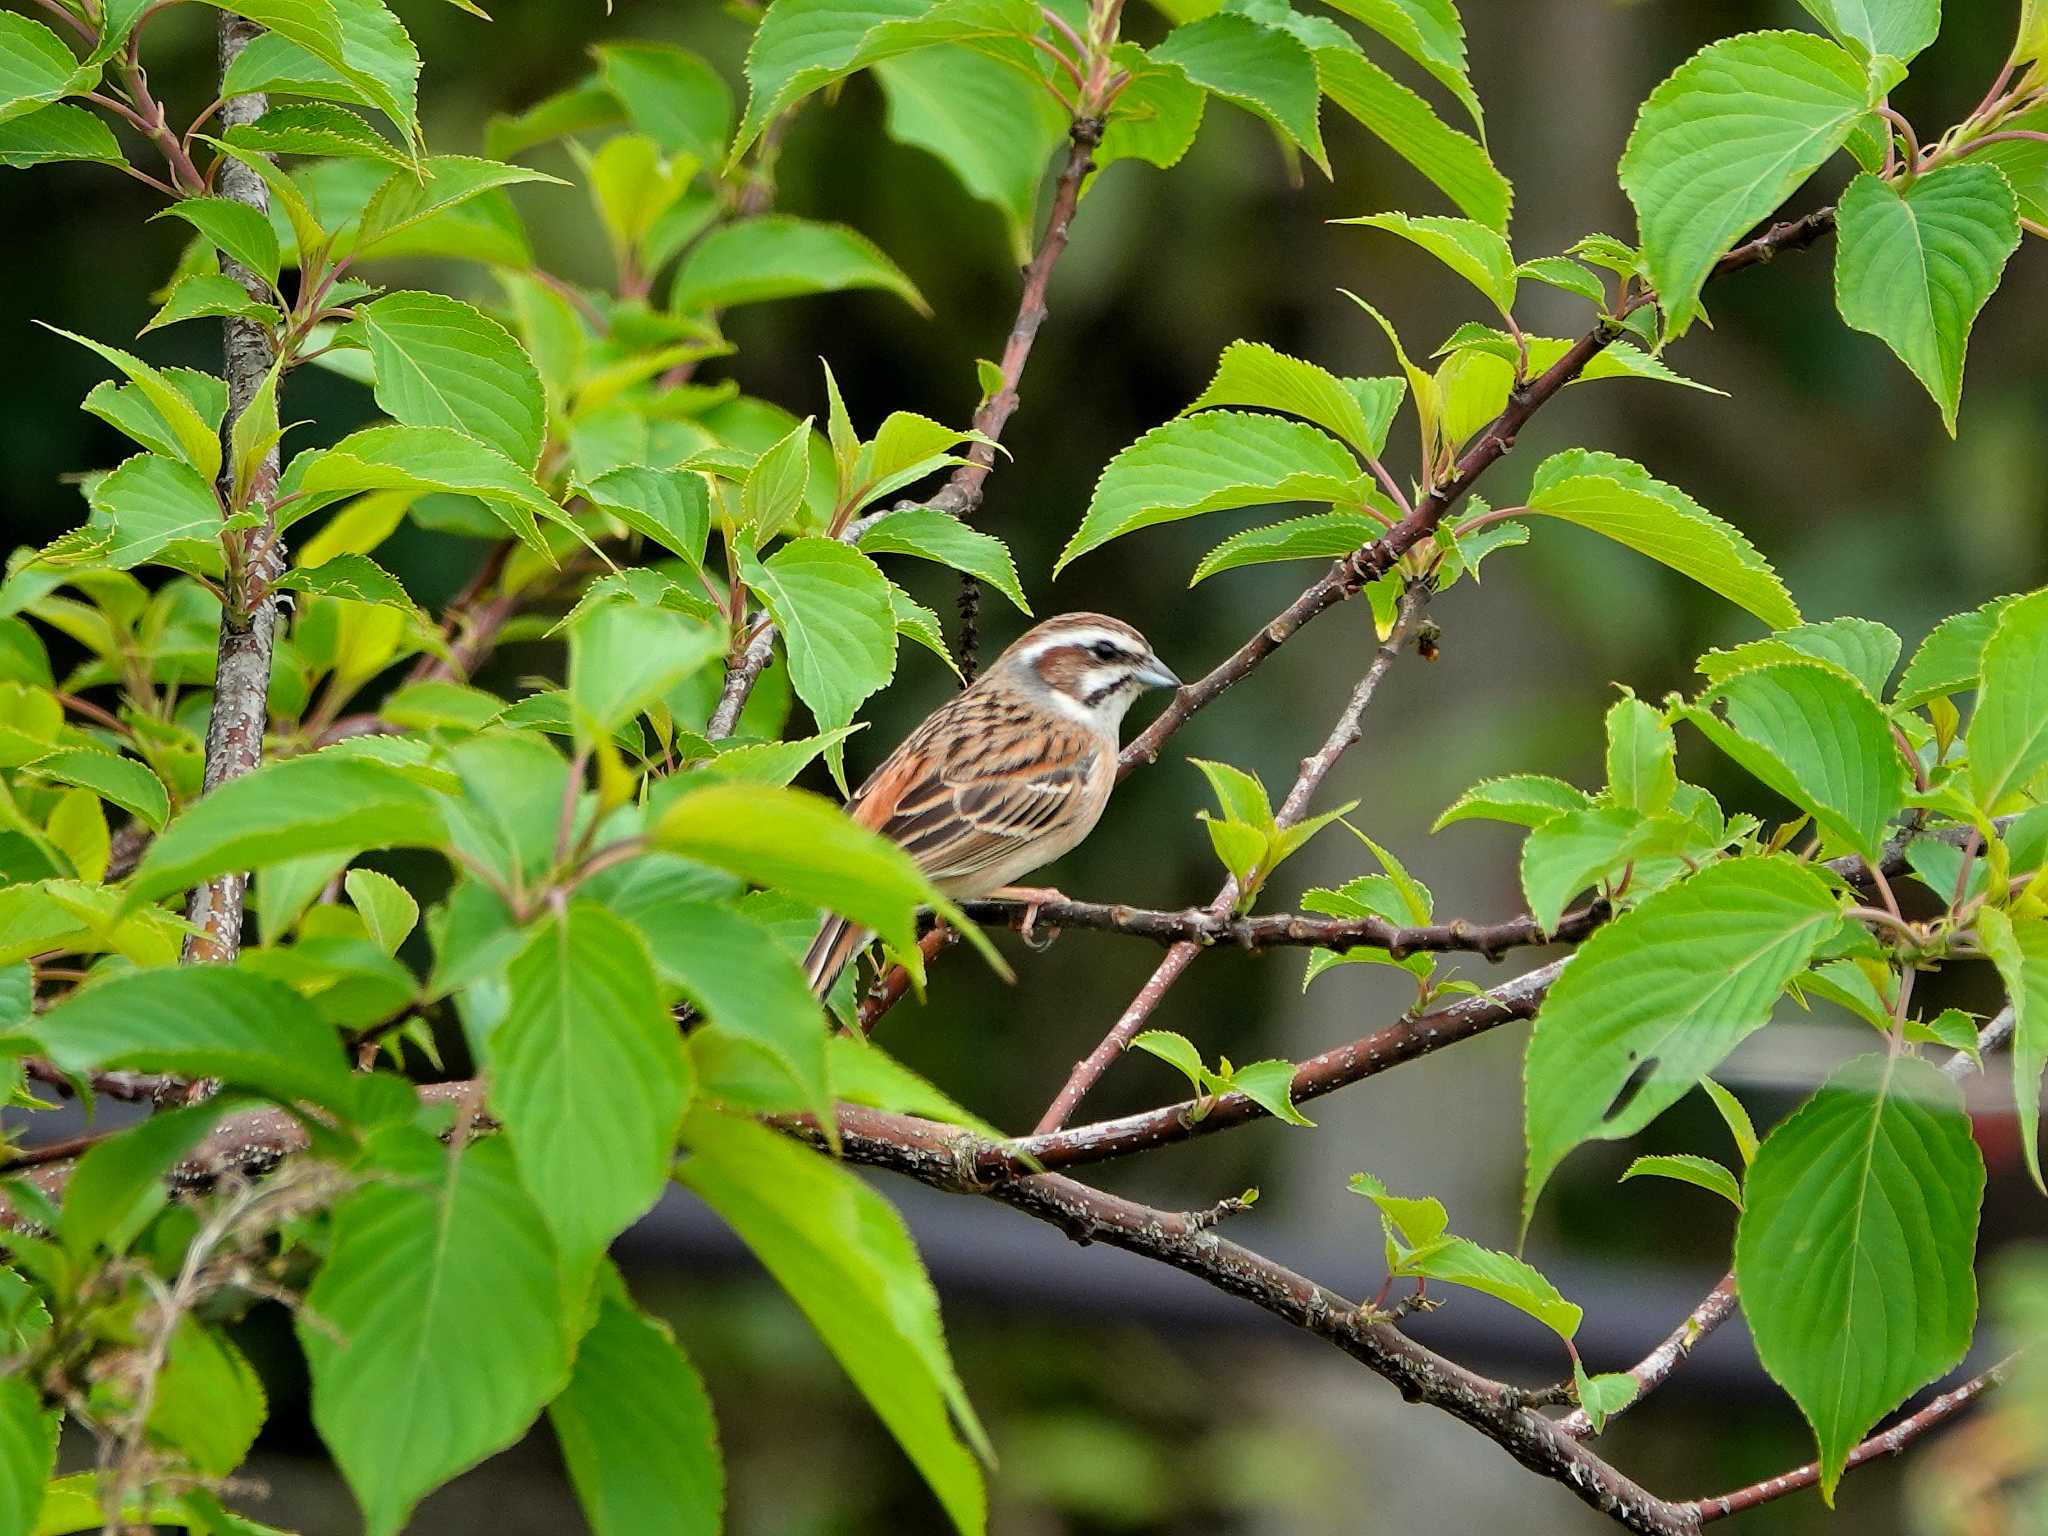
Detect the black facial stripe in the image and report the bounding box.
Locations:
[1082,675,1133,707]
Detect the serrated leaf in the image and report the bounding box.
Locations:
[0,102,125,168]
[1622,31,1879,338]
[199,0,417,143]
[149,1318,267,1477]
[493,903,693,1272]
[1683,660,1905,860]
[580,465,710,567]
[0,1376,55,1536]
[156,196,283,289]
[739,539,896,789]
[0,14,90,126]
[222,100,408,164]
[128,752,444,904]
[1314,45,1509,230]
[1967,589,2048,811]
[549,1262,723,1536]
[875,43,1064,262]
[1701,1075,1760,1167]
[1223,1057,1313,1126]
[1096,42,1207,174]
[1154,11,1327,171]
[673,215,927,315]
[1433,773,1589,831]
[1190,509,1385,585]
[857,507,1029,613]
[679,1109,988,1533]
[343,867,417,954]
[1132,1028,1207,1093]
[272,552,417,613]
[1795,0,1939,63]
[352,156,562,260]
[734,0,1037,159]
[284,424,565,557]
[1056,413,1368,572]
[1316,0,1480,130]
[1835,165,2019,435]
[567,597,724,741]
[142,272,285,335]
[357,290,547,469]
[1339,211,1516,312]
[1895,596,2018,706]
[1605,695,1677,813]
[85,454,224,575]
[1518,805,1690,934]
[19,749,168,831]
[1697,617,1901,699]
[1523,856,1840,1230]
[1975,908,2048,1192]
[41,325,222,483]
[1735,1054,1982,1502]
[302,1130,571,1536]
[1526,448,1799,629]
[1622,1152,1743,1208]
[1184,339,1402,458]
[598,41,733,163]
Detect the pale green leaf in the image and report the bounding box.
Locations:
[1154,12,1326,171]
[1190,509,1384,585]
[673,216,927,315]
[357,290,548,469]
[1314,45,1510,230]
[857,507,1030,613]
[1621,1152,1743,1208]
[1432,773,1589,831]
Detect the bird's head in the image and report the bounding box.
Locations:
[991,612,1180,729]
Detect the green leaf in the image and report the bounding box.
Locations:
[1399,1236,1583,1338]
[597,41,733,163]
[679,1109,988,1534]
[1605,695,1677,814]
[654,782,995,983]
[1966,103,2048,228]
[1314,45,1510,231]
[1339,211,1516,313]
[673,216,927,315]
[1223,1057,1313,1126]
[84,454,224,575]
[549,1262,723,1536]
[343,867,417,954]
[1697,617,1902,699]
[1518,804,1688,934]
[1834,164,2019,435]
[352,156,562,261]
[1056,413,1367,572]
[20,749,168,831]
[155,196,282,290]
[733,0,1038,159]
[1131,1028,1207,1094]
[271,552,418,613]
[198,0,417,143]
[63,1099,240,1259]
[1154,12,1326,172]
[1190,509,1385,585]
[1701,1075,1760,1167]
[1526,448,1800,630]
[875,44,1064,262]
[1350,1170,1450,1250]
[284,424,566,558]
[1316,0,1481,131]
[739,539,897,789]
[568,598,724,741]
[357,291,548,470]
[149,1318,267,1477]
[35,967,359,1113]
[1622,31,1879,338]
[1683,661,1905,860]
[143,273,284,336]
[221,100,407,165]
[0,14,88,126]
[1432,773,1589,831]
[1523,856,1841,1229]
[1974,908,2048,1192]
[1968,589,2048,811]
[486,81,621,160]
[740,417,816,538]
[1795,0,1940,62]
[493,903,693,1272]
[618,898,831,1131]
[1184,340,1402,458]
[1096,43,1206,174]
[0,1376,55,1536]
[1895,596,2017,706]
[1514,255,1606,306]
[0,104,124,168]
[580,466,711,566]
[1192,757,1274,829]
[1621,1152,1743,1208]
[302,1130,571,1536]
[1571,1363,1640,1435]
[1735,1054,1982,1502]
[40,325,222,484]
[856,508,1029,614]
[128,752,444,905]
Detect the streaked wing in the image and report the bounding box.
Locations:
[849,687,1098,886]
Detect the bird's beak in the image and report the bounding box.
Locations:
[1136,655,1181,690]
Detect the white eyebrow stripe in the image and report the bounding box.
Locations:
[1017,627,1140,665]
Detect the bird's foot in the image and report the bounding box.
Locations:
[990,885,1069,949]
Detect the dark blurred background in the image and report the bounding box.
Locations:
[10,0,2048,1530]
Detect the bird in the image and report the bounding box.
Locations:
[802,611,1181,999]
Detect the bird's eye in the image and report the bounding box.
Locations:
[1090,640,1118,660]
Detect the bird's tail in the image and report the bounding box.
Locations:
[803,914,872,1000]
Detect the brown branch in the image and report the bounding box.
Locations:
[1036,587,1431,1133]
[181,12,282,967]
[1558,1004,2017,1438]
[1687,1356,2014,1522]
[961,891,1605,959]
[707,117,1103,738]
[404,541,514,687]
[823,1105,1702,1536]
